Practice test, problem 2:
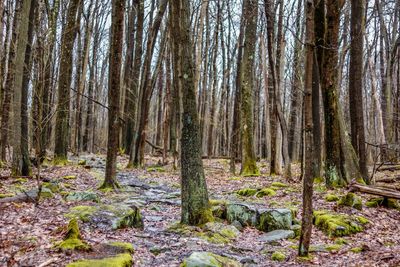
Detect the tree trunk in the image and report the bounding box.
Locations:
[170,0,211,226]
[299,0,316,257]
[54,0,80,162]
[12,0,34,176]
[102,0,125,189]
[240,0,259,176]
[349,0,368,182]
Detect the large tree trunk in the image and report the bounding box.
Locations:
[12,0,34,176]
[102,0,125,189]
[240,0,259,176]
[54,0,80,162]
[349,0,368,182]
[170,0,211,225]
[322,0,362,187]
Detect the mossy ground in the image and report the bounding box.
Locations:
[338,193,362,210]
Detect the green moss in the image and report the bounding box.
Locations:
[42,182,60,193]
[255,188,276,198]
[66,253,132,267]
[271,182,288,188]
[228,176,242,181]
[334,238,349,245]
[0,193,14,198]
[13,178,28,183]
[40,187,54,198]
[313,210,368,237]
[338,193,362,210]
[271,251,286,262]
[56,219,90,251]
[325,243,342,252]
[63,175,77,180]
[314,176,324,184]
[241,160,260,177]
[350,247,365,253]
[196,208,214,225]
[236,188,258,197]
[356,216,369,225]
[146,166,165,172]
[53,157,70,166]
[324,193,339,202]
[315,184,327,193]
[78,160,87,166]
[210,200,227,219]
[66,205,97,222]
[107,242,134,253]
[366,197,400,209]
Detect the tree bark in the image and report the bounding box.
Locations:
[54,0,81,162]
[102,0,125,189]
[170,0,211,225]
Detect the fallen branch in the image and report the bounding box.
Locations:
[145,140,163,151]
[349,182,400,199]
[0,190,38,203]
[376,176,400,183]
[377,165,400,172]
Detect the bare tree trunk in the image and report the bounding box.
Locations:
[54,0,80,162]
[299,0,316,256]
[12,0,34,176]
[102,0,125,189]
[170,0,211,226]
[240,0,259,176]
[349,0,368,182]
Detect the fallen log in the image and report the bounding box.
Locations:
[377,165,400,172]
[349,183,400,199]
[376,176,400,183]
[0,190,38,203]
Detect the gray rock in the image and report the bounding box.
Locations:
[65,191,99,202]
[257,208,292,232]
[66,204,143,230]
[258,230,295,243]
[182,252,241,267]
[227,203,258,227]
[231,220,244,231]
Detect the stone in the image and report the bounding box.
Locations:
[338,193,362,210]
[231,220,243,231]
[40,187,54,198]
[65,191,99,202]
[257,208,292,232]
[66,253,132,267]
[259,230,295,243]
[226,203,258,227]
[42,181,60,193]
[198,222,240,244]
[182,252,241,267]
[290,224,301,237]
[313,210,368,237]
[66,204,144,230]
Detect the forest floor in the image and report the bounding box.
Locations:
[1,154,400,266]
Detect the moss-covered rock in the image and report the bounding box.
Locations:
[257,208,292,232]
[181,252,241,267]
[255,188,276,198]
[226,203,258,227]
[13,178,28,184]
[271,251,286,262]
[66,204,143,230]
[366,197,400,209]
[210,199,227,219]
[313,210,368,237]
[199,222,240,244]
[350,246,366,253]
[291,224,301,237]
[236,188,258,197]
[42,181,60,193]
[338,193,362,210]
[66,253,132,267]
[65,191,99,202]
[259,230,295,243]
[40,187,54,198]
[78,160,87,166]
[56,219,90,251]
[324,193,339,202]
